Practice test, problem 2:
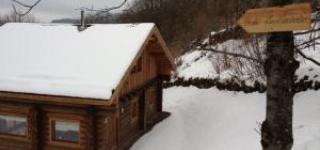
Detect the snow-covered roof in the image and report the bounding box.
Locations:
[0,23,155,100]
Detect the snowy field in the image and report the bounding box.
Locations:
[131,87,320,150]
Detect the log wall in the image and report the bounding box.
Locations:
[0,102,115,150]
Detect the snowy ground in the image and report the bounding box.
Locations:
[131,87,320,150]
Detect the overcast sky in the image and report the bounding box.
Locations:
[0,0,131,22]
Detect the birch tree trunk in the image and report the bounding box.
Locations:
[260,1,300,150]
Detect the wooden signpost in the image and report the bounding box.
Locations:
[238,3,311,33]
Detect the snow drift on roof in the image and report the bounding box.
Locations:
[0,23,155,100]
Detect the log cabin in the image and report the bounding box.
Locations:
[0,23,175,150]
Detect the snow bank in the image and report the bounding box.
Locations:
[131,87,320,150]
[176,29,320,85]
[295,29,320,82]
[0,23,154,99]
[176,36,267,86]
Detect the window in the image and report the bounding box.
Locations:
[131,58,142,74]
[0,115,27,136]
[51,120,80,143]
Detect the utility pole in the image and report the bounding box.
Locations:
[260,0,299,150]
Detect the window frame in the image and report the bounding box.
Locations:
[49,118,81,145]
[0,112,29,141]
[131,57,143,74]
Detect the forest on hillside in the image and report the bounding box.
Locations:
[0,0,314,56]
[90,0,313,56]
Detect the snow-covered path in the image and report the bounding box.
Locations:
[131,87,320,150]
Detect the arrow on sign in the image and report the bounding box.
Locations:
[238,3,311,33]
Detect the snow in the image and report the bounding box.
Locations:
[131,87,320,150]
[176,30,320,85]
[295,29,320,81]
[0,23,155,100]
[176,36,267,86]
[176,51,217,79]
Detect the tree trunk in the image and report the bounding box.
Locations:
[260,1,300,150]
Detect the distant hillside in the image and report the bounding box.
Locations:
[51,18,79,24]
[51,13,121,24]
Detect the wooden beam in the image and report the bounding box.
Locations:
[157,78,163,113]
[120,77,159,101]
[88,107,98,150]
[35,107,43,150]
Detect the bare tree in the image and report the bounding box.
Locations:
[80,0,129,16]
[173,1,319,150]
[11,0,41,17]
[9,0,129,19]
[0,11,36,25]
[260,1,297,150]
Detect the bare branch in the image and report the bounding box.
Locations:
[295,36,320,50]
[254,128,261,135]
[200,48,264,64]
[11,0,41,17]
[12,0,33,7]
[295,48,320,66]
[80,0,128,16]
[294,28,320,36]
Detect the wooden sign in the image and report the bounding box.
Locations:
[238,3,311,33]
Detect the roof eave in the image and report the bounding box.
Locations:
[152,26,176,69]
[0,91,111,106]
